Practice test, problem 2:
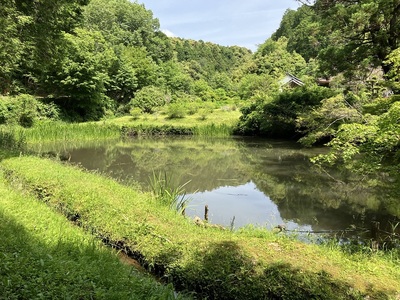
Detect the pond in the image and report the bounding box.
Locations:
[33,136,400,241]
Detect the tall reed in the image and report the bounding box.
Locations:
[193,123,234,137]
[148,171,191,214]
[23,122,121,143]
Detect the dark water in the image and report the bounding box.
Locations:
[33,136,400,240]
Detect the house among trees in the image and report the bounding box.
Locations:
[280,73,304,89]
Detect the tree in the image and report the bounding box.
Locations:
[272,6,326,63]
[49,28,116,119]
[253,37,307,78]
[83,0,173,63]
[236,85,335,138]
[310,0,400,76]
[0,0,22,93]
[297,93,363,145]
[13,0,88,92]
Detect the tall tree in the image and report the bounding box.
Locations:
[0,0,89,94]
[83,0,173,63]
[306,0,400,76]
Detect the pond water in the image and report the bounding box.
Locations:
[33,136,400,240]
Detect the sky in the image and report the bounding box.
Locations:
[138,0,301,52]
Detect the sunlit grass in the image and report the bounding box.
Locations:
[23,121,121,142]
[1,156,399,299]
[0,170,189,300]
[105,108,240,137]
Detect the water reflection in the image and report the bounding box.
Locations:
[186,181,313,231]
[31,136,400,238]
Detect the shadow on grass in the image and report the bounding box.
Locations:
[168,240,390,300]
[0,208,179,299]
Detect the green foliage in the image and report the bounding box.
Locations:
[297,93,363,146]
[313,0,400,76]
[254,37,307,78]
[18,94,38,127]
[0,0,90,93]
[158,61,193,94]
[272,6,323,62]
[237,86,335,138]
[313,98,400,171]
[172,38,252,80]
[130,85,168,113]
[0,1,22,94]
[167,103,186,119]
[130,107,142,120]
[149,171,191,214]
[0,94,59,127]
[51,29,115,105]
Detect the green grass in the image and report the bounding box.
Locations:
[0,170,189,300]
[1,156,399,300]
[24,121,121,142]
[106,108,240,137]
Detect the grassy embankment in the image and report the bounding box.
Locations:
[0,168,189,299]
[105,108,241,136]
[1,156,399,300]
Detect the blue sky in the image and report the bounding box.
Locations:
[138,0,300,51]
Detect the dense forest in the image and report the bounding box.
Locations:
[1,0,399,173]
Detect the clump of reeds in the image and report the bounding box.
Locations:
[23,122,121,142]
[193,123,234,137]
[148,171,191,214]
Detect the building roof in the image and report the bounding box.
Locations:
[280,73,304,87]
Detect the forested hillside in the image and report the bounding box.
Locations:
[1,0,399,172]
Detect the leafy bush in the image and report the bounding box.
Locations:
[131,86,167,113]
[236,86,336,138]
[130,107,142,120]
[167,103,186,119]
[0,98,9,124]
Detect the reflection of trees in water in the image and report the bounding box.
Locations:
[125,137,251,192]
[37,137,400,235]
[244,146,400,232]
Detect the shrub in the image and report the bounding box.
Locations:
[130,86,168,113]
[16,94,39,128]
[167,103,186,119]
[130,107,142,120]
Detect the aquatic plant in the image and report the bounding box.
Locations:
[149,171,191,214]
[193,123,234,136]
[22,121,121,142]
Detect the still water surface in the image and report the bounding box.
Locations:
[34,136,400,237]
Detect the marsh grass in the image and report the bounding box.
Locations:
[0,172,188,300]
[193,123,234,136]
[22,121,121,142]
[2,156,400,300]
[149,171,192,214]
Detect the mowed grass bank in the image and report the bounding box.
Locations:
[1,156,399,300]
[0,171,189,299]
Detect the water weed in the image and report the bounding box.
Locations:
[22,121,121,143]
[149,171,192,214]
